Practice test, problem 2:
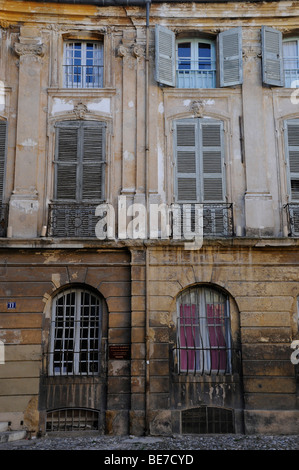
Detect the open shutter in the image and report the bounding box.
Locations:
[0,120,7,201]
[261,26,284,86]
[218,27,243,87]
[82,121,105,201]
[175,120,198,202]
[200,121,224,202]
[155,25,176,87]
[286,120,299,200]
[55,122,79,201]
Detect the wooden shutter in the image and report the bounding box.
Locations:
[55,121,106,202]
[55,122,79,201]
[0,120,7,201]
[261,26,284,86]
[175,120,198,202]
[200,121,225,202]
[218,27,243,87]
[155,25,176,87]
[285,119,299,200]
[82,121,105,201]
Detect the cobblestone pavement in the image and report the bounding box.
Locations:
[0,433,298,451]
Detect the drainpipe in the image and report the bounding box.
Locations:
[144,0,151,436]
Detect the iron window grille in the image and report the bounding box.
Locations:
[0,203,8,237]
[48,287,102,376]
[63,42,104,88]
[48,203,101,238]
[182,406,234,434]
[175,286,233,375]
[284,203,299,236]
[46,408,99,432]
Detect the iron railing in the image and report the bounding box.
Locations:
[46,408,100,432]
[0,203,8,237]
[284,203,299,236]
[173,203,234,238]
[63,64,104,88]
[48,203,101,238]
[176,63,216,89]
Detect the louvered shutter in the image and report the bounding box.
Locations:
[218,27,243,87]
[82,121,105,201]
[286,120,299,200]
[155,25,176,87]
[201,121,224,202]
[0,120,7,201]
[55,122,79,201]
[175,120,198,202]
[261,26,284,86]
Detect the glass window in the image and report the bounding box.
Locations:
[176,286,232,374]
[49,287,102,376]
[63,42,104,88]
[283,39,299,88]
[176,39,216,89]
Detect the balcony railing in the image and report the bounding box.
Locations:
[173,203,234,238]
[63,65,104,88]
[0,203,8,237]
[176,60,216,88]
[284,203,299,236]
[48,203,100,238]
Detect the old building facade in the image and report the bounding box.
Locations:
[0,0,298,436]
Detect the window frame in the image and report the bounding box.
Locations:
[176,37,216,89]
[173,117,226,204]
[176,286,232,375]
[284,118,299,202]
[63,40,104,89]
[49,286,103,376]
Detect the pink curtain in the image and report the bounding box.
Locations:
[179,305,197,371]
[207,303,227,371]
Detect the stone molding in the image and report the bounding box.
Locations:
[14,42,46,58]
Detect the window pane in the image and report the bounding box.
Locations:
[283,41,299,87]
[178,43,191,70]
[177,287,231,374]
[64,42,103,88]
[50,288,101,376]
[198,42,211,70]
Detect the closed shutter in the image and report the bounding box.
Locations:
[55,122,79,201]
[261,26,284,86]
[55,121,105,202]
[201,121,225,202]
[218,27,243,87]
[0,120,7,201]
[286,119,299,200]
[175,120,198,202]
[82,122,105,201]
[155,25,176,87]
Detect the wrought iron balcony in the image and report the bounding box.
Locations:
[48,203,100,238]
[0,203,8,237]
[173,203,234,238]
[284,203,299,236]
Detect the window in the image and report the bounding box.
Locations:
[155,25,243,88]
[261,26,299,88]
[283,39,299,88]
[63,41,104,88]
[176,39,216,89]
[174,118,225,203]
[176,286,232,374]
[49,287,102,376]
[284,119,299,201]
[54,120,106,203]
